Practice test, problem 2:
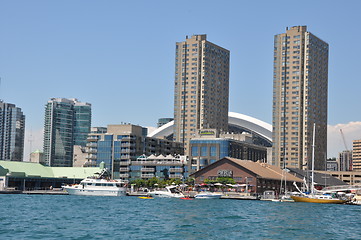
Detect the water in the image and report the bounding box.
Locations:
[1,195,360,240]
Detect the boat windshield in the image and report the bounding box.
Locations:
[169,188,181,194]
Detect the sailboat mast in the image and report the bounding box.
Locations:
[311,123,316,196]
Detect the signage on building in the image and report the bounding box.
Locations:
[217,170,233,177]
[199,130,215,136]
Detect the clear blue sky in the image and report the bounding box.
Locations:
[1,1,361,157]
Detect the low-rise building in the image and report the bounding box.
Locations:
[127,155,188,181]
[86,124,184,180]
[191,157,303,194]
[0,160,102,190]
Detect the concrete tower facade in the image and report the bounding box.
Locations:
[173,34,230,153]
[0,101,25,161]
[272,26,328,170]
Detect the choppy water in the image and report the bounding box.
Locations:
[1,194,360,240]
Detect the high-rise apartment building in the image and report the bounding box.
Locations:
[0,101,25,161]
[42,98,91,167]
[272,26,328,170]
[173,34,230,153]
[352,140,361,171]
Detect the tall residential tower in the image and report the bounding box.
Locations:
[0,101,25,161]
[173,34,230,153]
[42,98,91,167]
[272,26,328,170]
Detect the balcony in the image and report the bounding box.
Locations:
[169,174,183,179]
[141,174,155,178]
[169,168,183,173]
[121,149,136,153]
[121,143,135,147]
[87,149,97,154]
[87,136,99,141]
[119,167,130,172]
[119,174,129,178]
[120,155,131,160]
[86,143,97,147]
[119,161,131,166]
[141,168,155,172]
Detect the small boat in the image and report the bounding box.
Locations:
[194,192,223,199]
[63,169,127,197]
[148,186,185,198]
[138,196,154,199]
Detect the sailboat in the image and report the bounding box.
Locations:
[291,123,347,204]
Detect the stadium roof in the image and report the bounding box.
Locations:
[148,112,272,142]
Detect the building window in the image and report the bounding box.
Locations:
[200,146,208,156]
[210,146,217,156]
[191,146,199,156]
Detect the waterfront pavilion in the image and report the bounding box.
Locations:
[191,157,303,194]
[0,160,102,191]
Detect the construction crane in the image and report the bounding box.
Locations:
[340,129,349,151]
[340,129,352,170]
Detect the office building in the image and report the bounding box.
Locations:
[272,26,328,170]
[0,101,25,161]
[42,98,91,167]
[173,34,230,152]
[189,129,268,171]
[352,140,361,171]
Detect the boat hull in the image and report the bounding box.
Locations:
[291,195,347,204]
[148,191,184,198]
[195,193,223,199]
[64,187,126,196]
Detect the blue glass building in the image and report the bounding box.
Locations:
[43,98,91,167]
[189,131,268,172]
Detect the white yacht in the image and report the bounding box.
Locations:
[63,169,127,197]
[148,186,185,198]
[194,192,223,199]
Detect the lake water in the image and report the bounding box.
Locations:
[1,194,360,240]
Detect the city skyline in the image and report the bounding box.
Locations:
[1,1,361,158]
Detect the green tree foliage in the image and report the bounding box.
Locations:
[204,177,235,185]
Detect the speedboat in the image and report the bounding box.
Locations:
[148,186,185,198]
[194,192,223,199]
[63,169,127,197]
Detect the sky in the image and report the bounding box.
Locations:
[0,0,360,159]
